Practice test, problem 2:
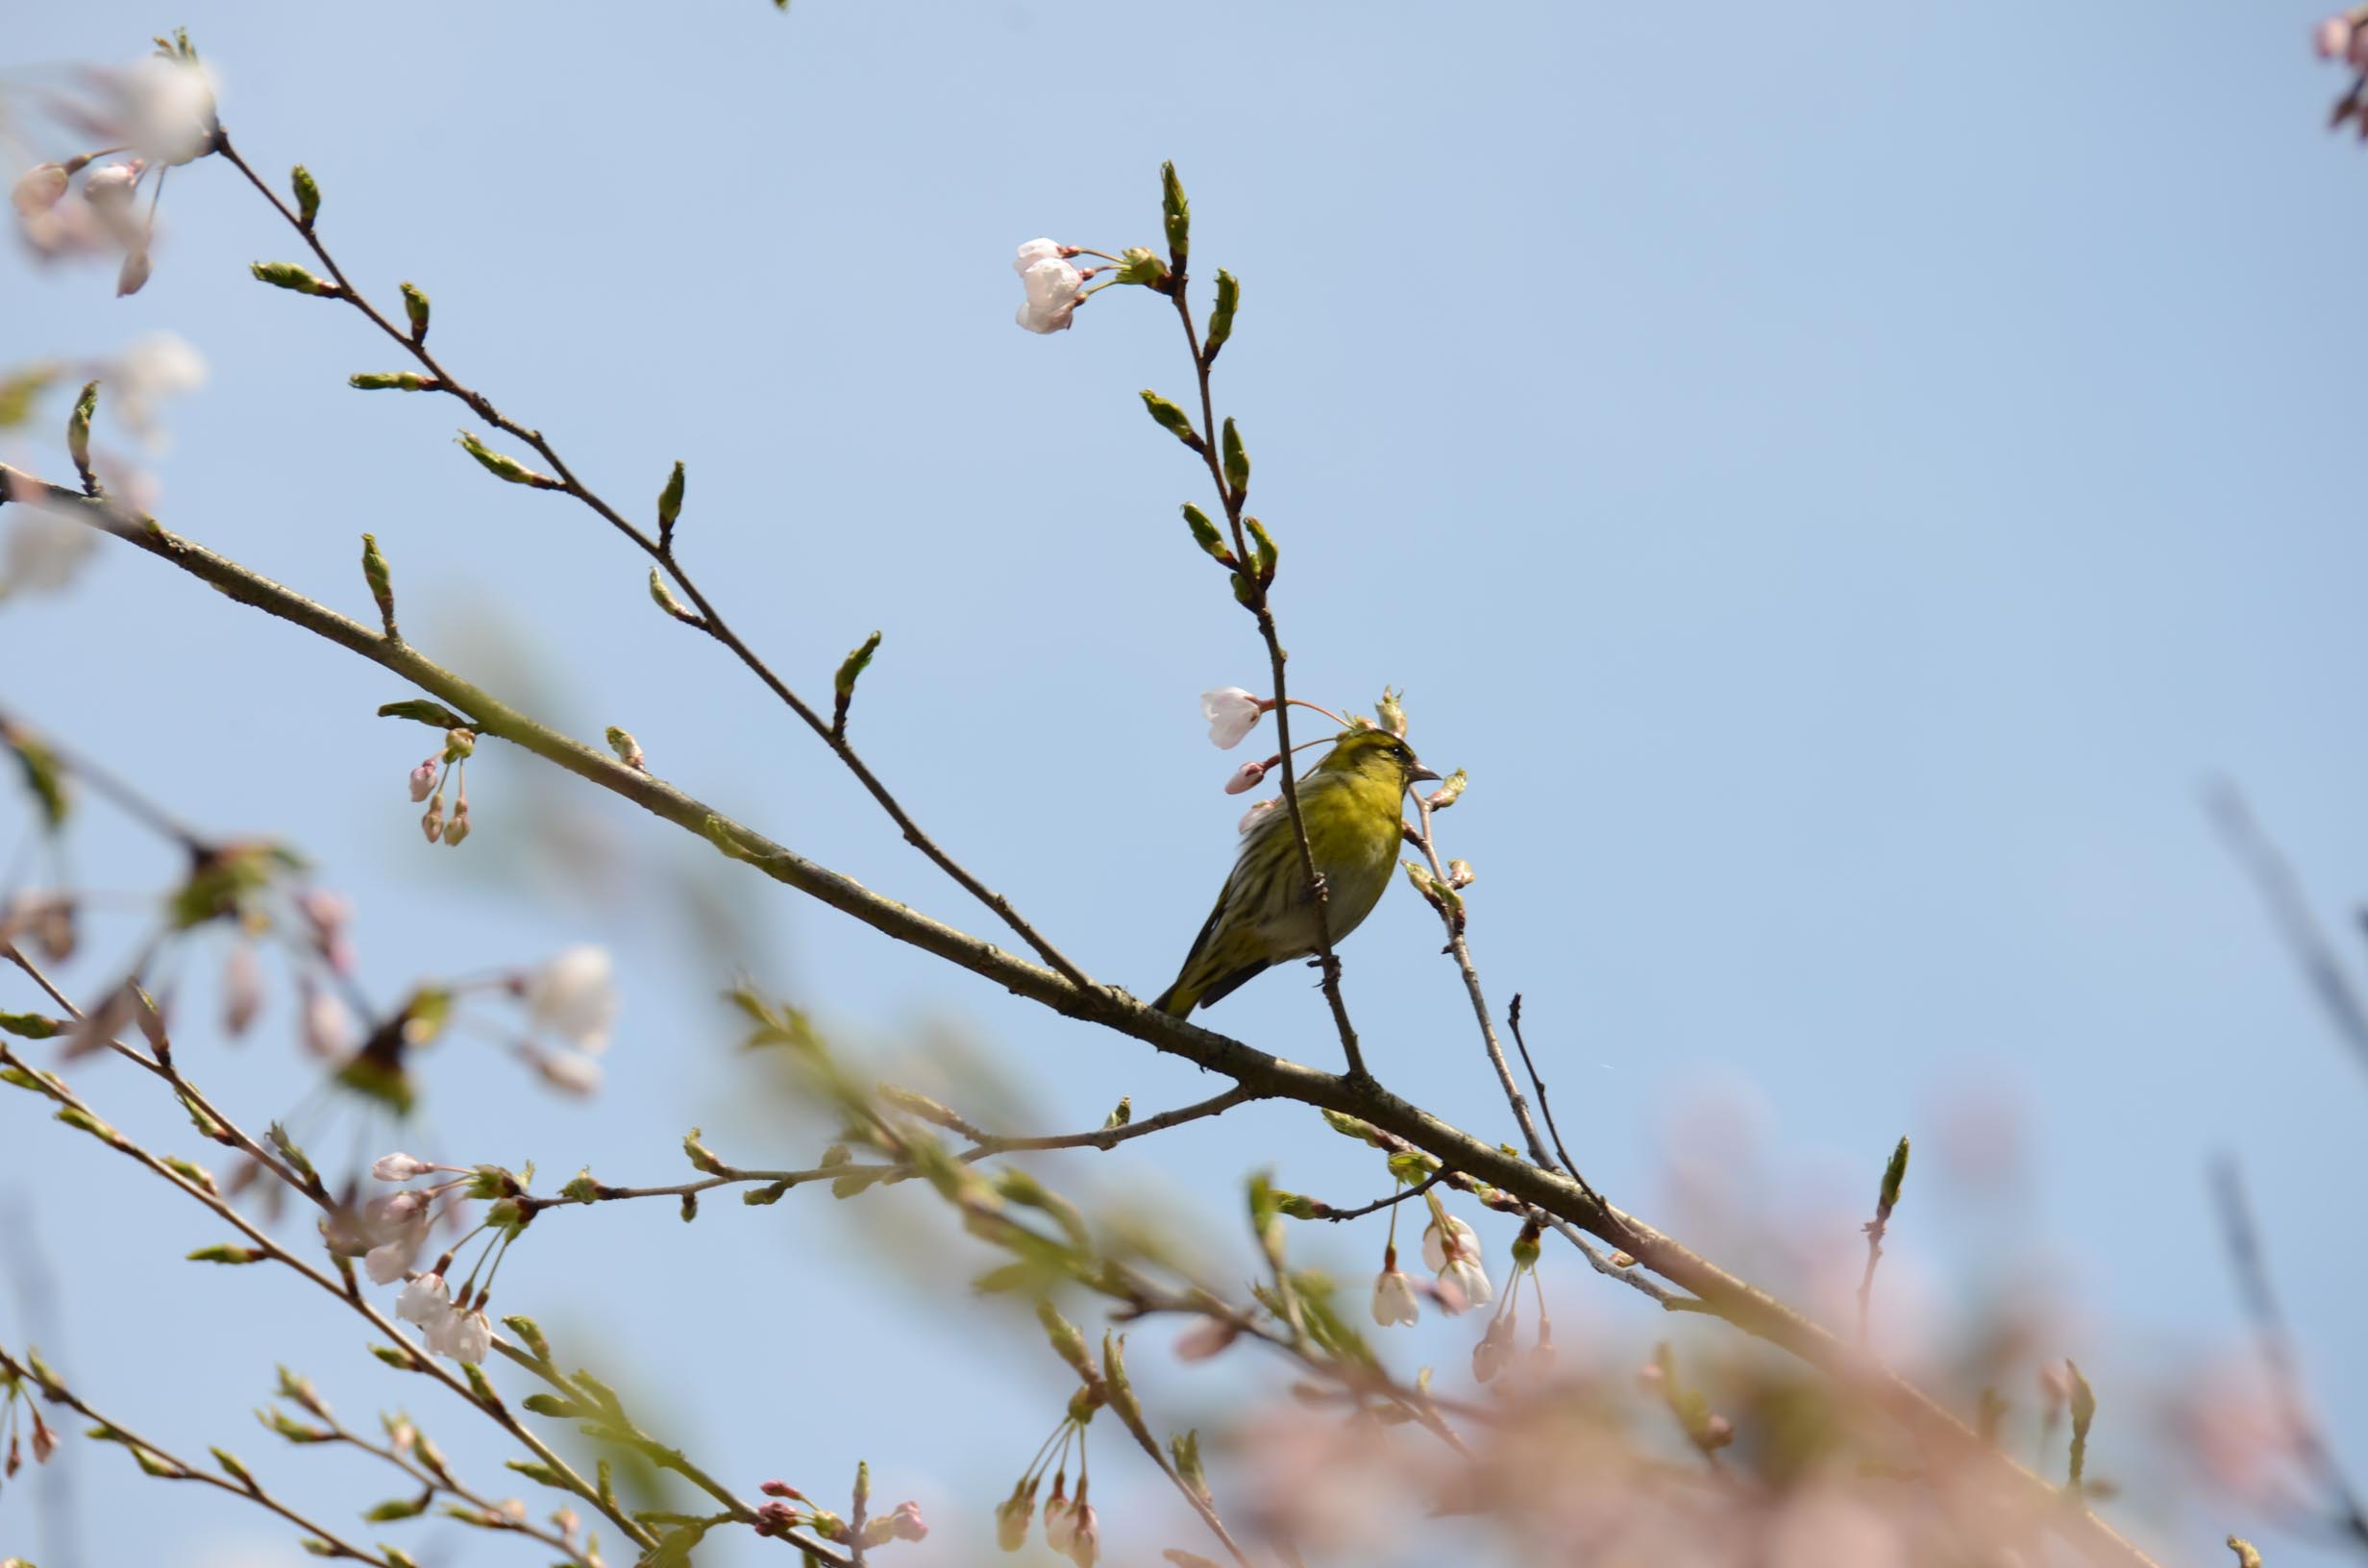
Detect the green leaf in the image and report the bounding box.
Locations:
[4,725,70,830]
[1204,269,1240,357]
[377,698,470,729]
[290,164,321,228]
[0,1011,64,1040]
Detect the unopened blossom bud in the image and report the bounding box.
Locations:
[535,1050,604,1095]
[1472,1310,1517,1384]
[1173,1316,1241,1361]
[995,1482,1034,1551]
[760,1480,805,1500]
[301,984,355,1060]
[1528,1315,1559,1374]
[420,793,446,843]
[443,795,471,847]
[1200,686,1265,748]
[395,1271,451,1326]
[222,943,264,1037]
[2321,16,2356,58]
[1044,1490,1075,1553]
[11,162,69,216]
[29,1407,56,1463]
[373,1152,432,1183]
[526,945,618,1052]
[1370,1265,1419,1328]
[1065,1501,1099,1568]
[886,1501,927,1541]
[83,159,142,209]
[1223,761,1266,796]
[117,247,153,297]
[1236,798,1279,835]
[35,896,77,963]
[407,758,438,801]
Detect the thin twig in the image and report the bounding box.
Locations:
[209,130,1094,996]
[1506,994,1585,1183]
[1164,275,1367,1080]
[1407,794,1564,1182]
[0,1346,394,1564]
[2210,1158,2368,1551]
[1319,1166,1449,1222]
[0,1036,673,1558]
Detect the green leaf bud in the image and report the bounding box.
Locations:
[250,260,338,297]
[66,380,97,491]
[289,164,320,229]
[186,1243,268,1264]
[456,431,557,488]
[831,630,882,737]
[1878,1135,1911,1217]
[1246,516,1277,583]
[1180,502,1233,564]
[349,371,432,391]
[1425,769,1468,810]
[1160,160,1190,259]
[657,459,685,536]
[1139,390,1200,447]
[1205,269,1240,358]
[1221,418,1249,497]
[364,1496,430,1522]
[1036,1300,1093,1380]
[400,281,431,341]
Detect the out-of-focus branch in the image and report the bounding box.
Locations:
[0,1345,395,1565]
[0,1031,666,1557]
[2210,1158,2368,1554]
[4,468,2170,1568]
[2206,778,2368,1082]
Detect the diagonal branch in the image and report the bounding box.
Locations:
[209,129,1092,993]
[4,466,2167,1568]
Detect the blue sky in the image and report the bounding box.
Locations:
[4,3,2366,1565]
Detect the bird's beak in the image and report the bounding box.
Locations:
[1408,761,1442,784]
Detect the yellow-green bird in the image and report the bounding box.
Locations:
[1154,728,1439,1016]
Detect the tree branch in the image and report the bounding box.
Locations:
[5,466,2167,1568]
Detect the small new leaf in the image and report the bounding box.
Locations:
[1205,269,1241,359]
[831,630,882,738]
[456,431,557,489]
[378,698,470,729]
[290,164,320,228]
[250,260,338,297]
[1140,391,1200,448]
[400,282,431,342]
[66,380,98,492]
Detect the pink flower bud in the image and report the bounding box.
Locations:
[222,943,264,1038]
[116,247,152,298]
[2321,15,2356,58]
[408,758,438,801]
[1222,761,1266,796]
[760,1480,805,1500]
[373,1152,432,1183]
[888,1500,927,1541]
[11,163,69,217]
